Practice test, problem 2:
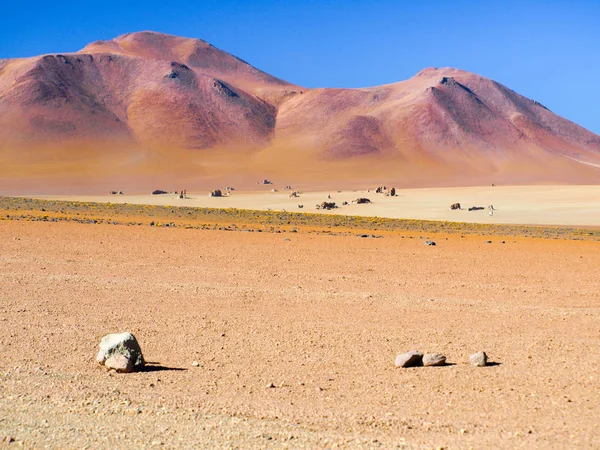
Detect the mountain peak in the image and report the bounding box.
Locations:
[416,67,439,76]
[113,30,211,49]
[81,30,211,57]
[78,31,293,91]
[116,30,200,40]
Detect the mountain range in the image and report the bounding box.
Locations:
[1,31,599,193]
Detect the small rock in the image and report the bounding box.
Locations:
[97,332,145,373]
[395,351,423,368]
[424,240,436,246]
[423,353,446,366]
[191,361,200,367]
[470,351,488,367]
[266,382,276,388]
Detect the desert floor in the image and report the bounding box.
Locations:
[1,217,599,449]
[29,185,600,226]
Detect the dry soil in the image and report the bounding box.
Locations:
[0,220,599,449]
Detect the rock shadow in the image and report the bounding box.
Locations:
[141,362,187,372]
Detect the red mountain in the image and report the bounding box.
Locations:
[1,31,599,193]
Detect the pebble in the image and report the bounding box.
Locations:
[422,353,446,366]
[191,361,200,367]
[470,351,488,367]
[395,351,423,368]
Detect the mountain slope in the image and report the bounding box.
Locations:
[1,31,599,192]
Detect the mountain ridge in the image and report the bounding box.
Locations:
[1,31,599,193]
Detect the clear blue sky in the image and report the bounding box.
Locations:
[2,0,599,134]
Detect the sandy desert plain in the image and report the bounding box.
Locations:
[0,184,598,449]
[28,184,600,226]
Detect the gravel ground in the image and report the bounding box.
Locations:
[1,220,599,449]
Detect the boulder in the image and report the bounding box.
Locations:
[423,353,446,366]
[395,350,423,368]
[470,351,488,367]
[97,332,145,373]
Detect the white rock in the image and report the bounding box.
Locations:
[470,351,488,367]
[97,332,145,372]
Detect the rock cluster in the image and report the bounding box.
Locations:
[319,201,337,210]
[395,351,448,367]
[97,332,145,373]
[396,350,491,368]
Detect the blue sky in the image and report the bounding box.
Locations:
[2,0,599,134]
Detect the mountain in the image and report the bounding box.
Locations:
[1,31,599,193]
